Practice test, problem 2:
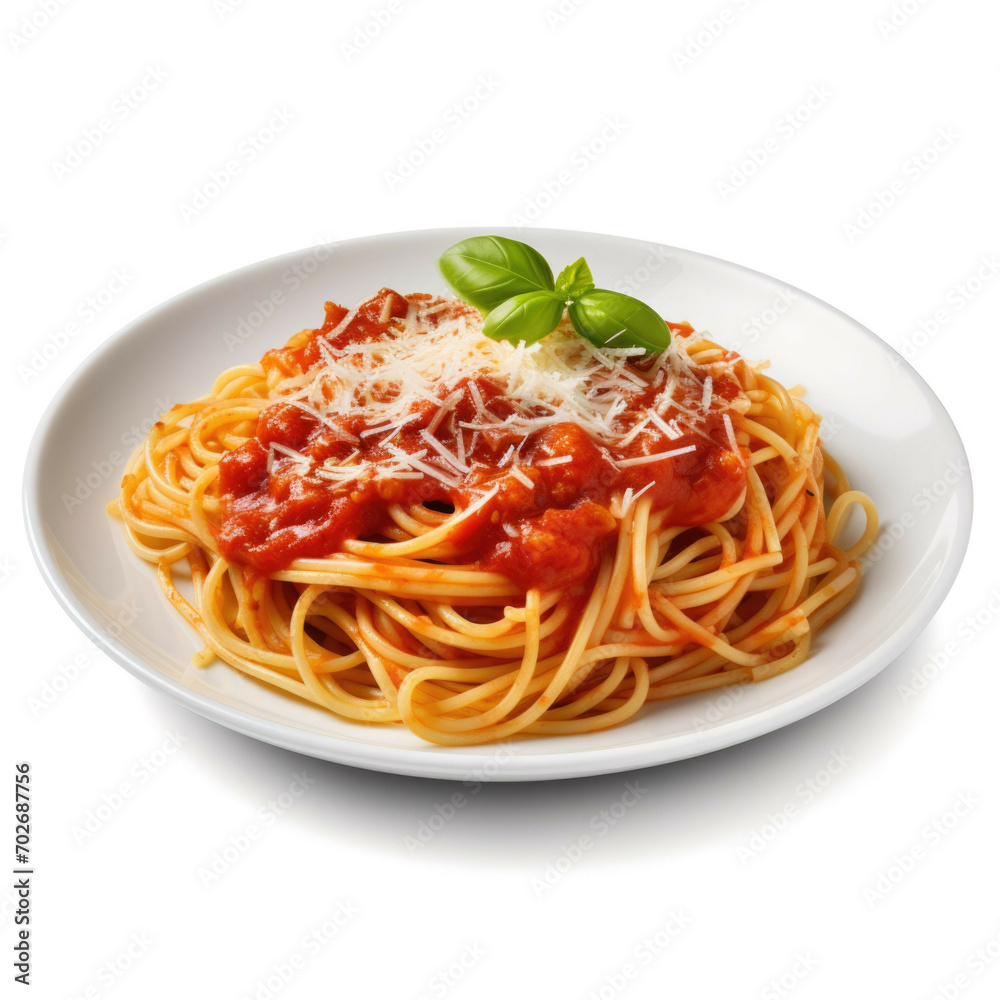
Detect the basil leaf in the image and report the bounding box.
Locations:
[568,289,670,353]
[437,235,554,314]
[555,257,595,299]
[482,291,565,346]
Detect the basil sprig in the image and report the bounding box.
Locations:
[437,235,554,313]
[437,235,670,353]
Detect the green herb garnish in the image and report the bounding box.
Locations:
[437,235,670,353]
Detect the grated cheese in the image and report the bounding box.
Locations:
[701,375,713,412]
[723,412,740,455]
[419,428,469,473]
[615,444,697,468]
[264,294,743,492]
[510,467,533,488]
[632,481,655,503]
[647,408,683,441]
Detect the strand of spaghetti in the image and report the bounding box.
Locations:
[647,666,753,699]
[159,561,321,701]
[778,521,811,613]
[423,602,520,639]
[750,446,781,466]
[504,591,563,621]
[648,592,765,667]
[341,486,499,558]
[279,555,512,583]
[199,557,330,671]
[151,427,191,464]
[656,552,784,595]
[358,590,567,654]
[651,535,722,581]
[692,569,756,632]
[409,591,542,732]
[593,518,635,643]
[774,492,808,543]
[312,595,412,677]
[619,496,653,630]
[273,572,519,602]
[143,424,208,508]
[215,365,265,397]
[803,567,861,633]
[826,491,880,562]
[396,557,612,744]
[661,552,724,584]
[752,631,813,683]
[289,587,398,720]
[690,526,760,634]
[117,499,197,547]
[385,504,444,536]
[544,656,631,720]
[186,465,220,552]
[802,470,825,560]
[353,603,500,671]
[264,582,306,653]
[527,658,650,734]
[643,518,664,591]
[423,652,573,714]
[746,465,782,554]
[649,653,729,687]
[748,556,838,590]
[755,374,798,443]
[670,579,755,610]
[742,417,800,462]
[115,511,192,562]
[737,568,858,655]
[822,449,851,495]
[188,403,269,464]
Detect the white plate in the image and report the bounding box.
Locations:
[23,228,972,781]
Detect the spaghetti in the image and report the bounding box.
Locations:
[109,288,878,745]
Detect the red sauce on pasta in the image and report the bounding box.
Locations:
[216,290,747,590]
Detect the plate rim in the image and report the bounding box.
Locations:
[22,226,975,781]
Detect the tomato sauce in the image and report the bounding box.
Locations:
[216,290,747,590]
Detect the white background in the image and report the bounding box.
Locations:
[5,0,1000,997]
